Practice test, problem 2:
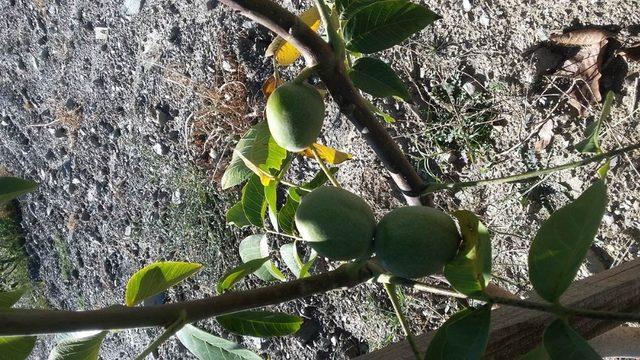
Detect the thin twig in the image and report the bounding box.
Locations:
[135,311,187,360]
[423,142,640,194]
[377,276,640,323]
[383,283,422,360]
[310,145,341,187]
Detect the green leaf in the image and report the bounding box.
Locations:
[239,235,285,282]
[265,136,287,171]
[217,311,303,338]
[528,180,607,303]
[48,331,108,360]
[0,177,38,203]
[0,288,27,309]
[0,336,36,360]
[241,175,267,227]
[349,57,411,101]
[298,251,317,278]
[344,0,440,54]
[226,201,251,228]
[575,91,614,154]
[543,319,600,360]
[176,324,262,360]
[520,346,550,360]
[125,261,203,306]
[445,211,492,296]
[217,257,270,294]
[339,0,378,20]
[264,181,279,231]
[277,189,300,235]
[280,243,303,278]
[221,122,277,189]
[425,304,492,359]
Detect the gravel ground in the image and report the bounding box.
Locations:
[1,0,639,358]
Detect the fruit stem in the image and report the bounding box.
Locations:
[310,145,342,188]
[383,283,423,360]
[314,0,344,60]
[422,141,640,194]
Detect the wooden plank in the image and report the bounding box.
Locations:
[358,258,640,360]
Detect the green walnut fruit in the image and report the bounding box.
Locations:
[266,81,325,152]
[375,206,460,279]
[294,186,375,261]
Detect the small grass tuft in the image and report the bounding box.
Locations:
[0,202,30,291]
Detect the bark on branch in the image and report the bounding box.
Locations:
[221,0,428,205]
[0,263,374,336]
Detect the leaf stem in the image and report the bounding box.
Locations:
[376,276,640,322]
[422,142,640,194]
[310,145,341,187]
[278,179,312,192]
[313,0,344,60]
[383,283,423,360]
[135,311,187,360]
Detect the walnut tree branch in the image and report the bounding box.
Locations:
[221,0,429,205]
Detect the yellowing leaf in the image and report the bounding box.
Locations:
[301,143,353,165]
[265,7,321,66]
[234,150,275,186]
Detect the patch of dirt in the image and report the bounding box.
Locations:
[1,0,639,359]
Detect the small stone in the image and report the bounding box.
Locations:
[479,14,490,26]
[121,0,144,16]
[152,143,169,156]
[462,0,472,12]
[95,27,109,40]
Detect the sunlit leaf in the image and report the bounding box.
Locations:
[349,57,411,101]
[0,336,36,360]
[241,175,267,227]
[48,331,108,360]
[176,324,261,360]
[445,211,492,296]
[226,201,251,228]
[264,181,279,232]
[217,311,303,338]
[0,288,26,309]
[528,180,607,303]
[216,257,270,294]
[280,243,303,278]
[300,143,353,165]
[425,304,492,359]
[239,235,285,282]
[221,122,270,189]
[0,177,38,203]
[299,250,317,278]
[543,319,600,360]
[266,7,321,66]
[344,0,440,54]
[125,262,202,307]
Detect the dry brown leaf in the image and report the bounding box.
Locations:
[618,43,640,62]
[262,75,283,97]
[534,118,555,151]
[550,28,614,46]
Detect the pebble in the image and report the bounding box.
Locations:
[462,0,472,12]
[152,143,169,156]
[121,0,144,16]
